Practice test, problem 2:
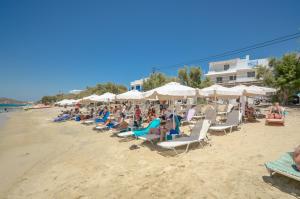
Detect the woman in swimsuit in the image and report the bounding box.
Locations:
[267,102,283,119]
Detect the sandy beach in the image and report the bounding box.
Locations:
[0,107,299,199]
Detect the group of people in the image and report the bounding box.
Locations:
[90,102,181,141]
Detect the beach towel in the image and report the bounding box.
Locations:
[53,114,71,122]
[95,111,110,123]
[133,118,161,137]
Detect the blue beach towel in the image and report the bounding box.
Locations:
[133,118,161,137]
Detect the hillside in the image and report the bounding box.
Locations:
[0,97,26,104]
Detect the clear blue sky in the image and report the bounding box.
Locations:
[0,0,299,101]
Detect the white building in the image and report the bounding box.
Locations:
[205,55,269,86]
[130,78,148,91]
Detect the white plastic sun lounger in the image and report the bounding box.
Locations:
[118,130,135,137]
[157,119,211,154]
[138,134,161,144]
[217,104,234,115]
[82,119,95,125]
[209,110,240,134]
[94,125,109,131]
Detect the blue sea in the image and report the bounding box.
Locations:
[0,104,27,113]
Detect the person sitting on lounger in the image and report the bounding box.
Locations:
[95,107,110,123]
[159,108,168,120]
[267,102,283,119]
[134,105,142,127]
[98,107,105,117]
[147,107,157,123]
[293,145,300,171]
[245,102,255,120]
[149,115,180,141]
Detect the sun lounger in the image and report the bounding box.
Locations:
[157,119,211,154]
[53,114,71,122]
[138,115,181,144]
[265,152,300,181]
[217,104,234,115]
[205,107,217,125]
[82,119,95,125]
[265,118,285,125]
[181,108,196,125]
[117,118,160,137]
[94,120,120,131]
[209,110,240,134]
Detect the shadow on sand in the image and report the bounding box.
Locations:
[140,141,210,157]
[262,175,300,198]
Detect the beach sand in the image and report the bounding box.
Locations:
[0,107,299,199]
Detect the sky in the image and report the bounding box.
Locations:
[0,0,299,101]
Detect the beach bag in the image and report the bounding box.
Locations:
[75,116,81,121]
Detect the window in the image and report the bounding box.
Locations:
[135,85,141,91]
[131,86,134,90]
[229,75,236,81]
[247,71,255,77]
[216,77,223,83]
[224,64,230,71]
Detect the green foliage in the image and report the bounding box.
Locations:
[40,82,127,104]
[178,67,189,85]
[272,53,300,104]
[177,65,211,88]
[200,76,213,88]
[255,65,275,86]
[142,73,178,91]
[258,53,300,104]
[41,95,58,104]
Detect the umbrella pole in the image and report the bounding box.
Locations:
[133,100,135,127]
[214,90,217,110]
[172,97,175,130]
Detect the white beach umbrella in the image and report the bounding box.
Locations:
[232,85,265,97]
[116,90,144,123]
[98,92,116,102]
[116,90,144,101]
[143,82,197,100]
[79,94,102,105]
[82,94,101,101]
[143,82,197,129]
[200,84,242,98]
[249,85,276,94]
[57,99,76,106]
[232,85,266,116]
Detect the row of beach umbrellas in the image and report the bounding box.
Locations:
[55,82,276,105]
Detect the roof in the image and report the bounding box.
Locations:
[209,58,239,66]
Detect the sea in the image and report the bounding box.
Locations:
[0,104,27,113]
[0,104,27,127]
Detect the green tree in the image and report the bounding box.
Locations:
[40,82,128,103]
[178,66,209,88]
[273,53,300,104]
[255,65,275,86]
[200,77,213,88]
[142,73,178,91]
[41,96,57,104]
[178,67,189,85]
